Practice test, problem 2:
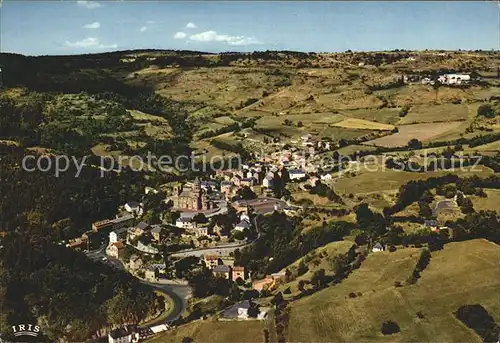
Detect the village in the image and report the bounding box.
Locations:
[59,128,470,343]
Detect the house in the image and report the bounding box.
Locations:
[109,231,119,244]
[66,237,88,251]
[144,186,158,195]
[320,173,333,181]
[288,169,306,180]
[92,219,113,232]
[124,201,141,214]
[262,174,274,188]
[212,265,231,279]
[240,213,250,222]
[220,181,233,194]
[240,177,255,187]
[372,242,385,252]
[107,241,125,258]
[190,226,209,238]
[150,225,162,241]
[149,324,169,335]
[136,240,159,255]
[234,219,251,232]
[204,255,220,269]
[221,300,267,320]
[175,217,196,229]
[129,255,143,270]
[438,73,471,85]
[232,266,246,282]
[108,328,139,343]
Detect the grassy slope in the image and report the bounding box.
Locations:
[287,239,500,343]
[147,320,266,343]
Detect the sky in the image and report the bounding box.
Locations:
[1,1,499,56]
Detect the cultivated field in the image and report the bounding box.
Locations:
[332,118,395,131]
[363,121,465,147]
[398,103,469,125]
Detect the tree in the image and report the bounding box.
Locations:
[408,138,423,150]
[311,269,326,288]
[381,321,400,335]
[459,197,475,214]
[248,304,260,318]
[477,104,496,118]
[418,201,433,219]
[230,282,241,302]
[236,186,257,200]
[192,213,208,224]
[297,260,308,276]
[297,121,303,127]
[298,280,306,293]
[182,337,193,343]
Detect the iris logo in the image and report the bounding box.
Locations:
[11,324,40,337]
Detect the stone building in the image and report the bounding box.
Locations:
[171,178,212,211]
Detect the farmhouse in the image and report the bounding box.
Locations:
[438,74,471,85]
[372,242,385,252]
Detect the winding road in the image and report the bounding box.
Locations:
[86,245,189,323]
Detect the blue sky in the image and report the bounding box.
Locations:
[1,1,499,55]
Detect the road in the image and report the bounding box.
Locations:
[140,280,190,324]
[170,242,250,258]
[86,247,189,324]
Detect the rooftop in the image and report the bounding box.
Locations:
[213,265,231,273]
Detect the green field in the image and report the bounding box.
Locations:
[287,239,500,342]
[147,319,266,343]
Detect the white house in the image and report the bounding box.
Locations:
[175,217,196,229]
[320,173,333,181]
[240,213,250,222]
[438,74,471,85]
[108,328,139,343]
[124,201,142,215]
[372,243,385,253]
[262,174,274,188]
[288,169,306,180]
[234,219,251,232]
[109,231,118,244]
[144,186,158,195]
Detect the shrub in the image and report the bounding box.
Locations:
[416,311,425,319]
[348,292,357,298]
[381,321,400,335]
[394,281,403,288]
[477,104,496,118]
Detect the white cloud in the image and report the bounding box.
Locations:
[140,26,148,32]
[83,22,100,29]
[64,37,117,49]
[147,20,156,24]
[173,32,187,39]
[186,22,197,29]
[76,1,102,9]
[188,30,262,46]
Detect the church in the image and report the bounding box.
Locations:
[171,178,213,211]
